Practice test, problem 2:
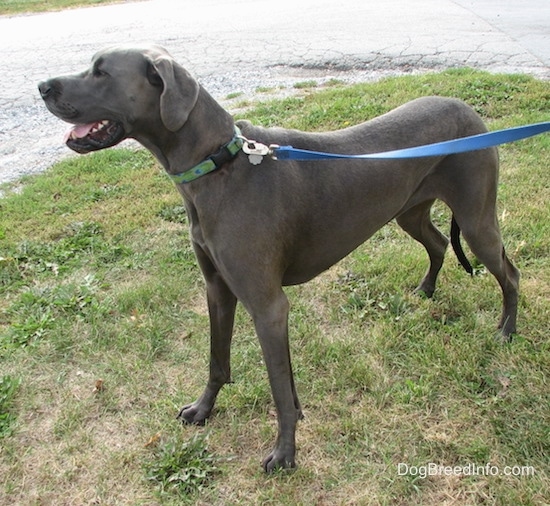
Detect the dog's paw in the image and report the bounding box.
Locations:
[176,402,211,425]
[414,283,435,299]
[262,447,296,473]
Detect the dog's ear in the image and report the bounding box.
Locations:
[146,55,199,132]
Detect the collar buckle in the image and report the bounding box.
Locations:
[169,126,244,184]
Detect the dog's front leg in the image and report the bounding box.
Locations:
[177,246,237,424]
[250,289,303,472]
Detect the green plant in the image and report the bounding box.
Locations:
[157,203,187,224]
[294,80,318,89]
[225,92,244,100]
[2,275,103,350]
[2,221,128,282]
[0,375,21,438]
[145,433,220,499]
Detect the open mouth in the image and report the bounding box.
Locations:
[64,120,126,154]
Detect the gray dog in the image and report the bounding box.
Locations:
[39,45,519,472]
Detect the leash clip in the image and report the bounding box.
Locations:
[237,132,281,165]
[242,140,270,165]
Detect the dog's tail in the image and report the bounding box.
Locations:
[451,216,473,275]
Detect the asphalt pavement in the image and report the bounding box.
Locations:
[1,0,548,184]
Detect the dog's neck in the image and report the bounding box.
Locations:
[136,86,236,191]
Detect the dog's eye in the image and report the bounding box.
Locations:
[93,67,108,78]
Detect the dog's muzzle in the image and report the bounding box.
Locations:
[38,80,126,154]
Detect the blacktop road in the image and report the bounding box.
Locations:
[1,0,548,184]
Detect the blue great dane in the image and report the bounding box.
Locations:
[39,45,519,471]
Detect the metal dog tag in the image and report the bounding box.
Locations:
[243,141,270,165]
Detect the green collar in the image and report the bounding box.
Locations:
[169,126,244,184]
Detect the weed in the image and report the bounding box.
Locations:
[4,310,54,349]
[2,275,102,350]
[0,256,24,291]
[157,203,187,224]
[3,221,127,281]
[0,375,21,438]
[145,433,220,500]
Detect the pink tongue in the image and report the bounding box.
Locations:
[63,123,96,143]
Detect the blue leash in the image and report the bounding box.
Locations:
[268,121,550,161]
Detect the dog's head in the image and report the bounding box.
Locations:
[38,45,200,154]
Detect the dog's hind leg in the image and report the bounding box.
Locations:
[396,200,449,297]
[177,245,238,424]
[453,211,520,339]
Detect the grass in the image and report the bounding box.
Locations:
[0,0,121,16]
[0,69,549,505]
[294,80,318,89]
[0,375,21,438]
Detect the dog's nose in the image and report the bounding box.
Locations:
[38,80,53,99]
